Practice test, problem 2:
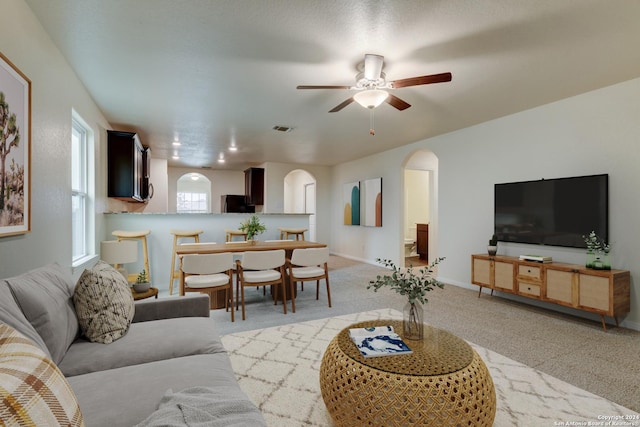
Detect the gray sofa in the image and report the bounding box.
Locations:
[0,263,265,426]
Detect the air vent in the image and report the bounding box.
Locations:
[272,125,293,133]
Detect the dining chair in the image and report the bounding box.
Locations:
[168,229,203,295]
[287,247,331,310]
[180,252,234,321]
[236,249,288,321]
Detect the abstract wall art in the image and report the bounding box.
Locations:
[343,181,360,225]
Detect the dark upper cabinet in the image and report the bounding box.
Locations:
[244,167,264,205]
[107,130,150,202]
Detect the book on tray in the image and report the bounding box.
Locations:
[349,325,413,358]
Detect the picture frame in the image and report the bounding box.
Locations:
[343,181,360,225]
[361,177,382,227]
[0,52,31,237]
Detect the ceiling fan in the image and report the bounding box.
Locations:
[296,54,452,113]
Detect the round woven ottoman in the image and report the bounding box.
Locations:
[320,320,496,426]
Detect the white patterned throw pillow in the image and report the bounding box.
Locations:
[73,261,135,344]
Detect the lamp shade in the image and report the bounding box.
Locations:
[353,89,389,109]
[100,240,138,265]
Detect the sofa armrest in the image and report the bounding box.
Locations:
[132,294,210,323]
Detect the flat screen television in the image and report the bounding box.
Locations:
[494,174,608,248]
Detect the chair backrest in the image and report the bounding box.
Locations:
[241,249,285,270]
[182,252,233,274]
[291,247,329,267]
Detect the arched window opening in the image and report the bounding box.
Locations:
[177,173,211,213]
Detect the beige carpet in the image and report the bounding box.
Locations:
[221,309,638,427]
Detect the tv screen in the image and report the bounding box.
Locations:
[494,174,608,248]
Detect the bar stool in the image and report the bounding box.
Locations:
[278,227,307,241]
[225,229,248,242]
[112,230,151,284]
[169,229,203,295]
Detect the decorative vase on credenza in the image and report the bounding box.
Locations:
[487,234,498,256]
[583,231,611,270]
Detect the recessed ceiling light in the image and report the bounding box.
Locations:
[218,158,226,163]
[172,155,180,160]
[229,145,238,152]
[172,141,181,146]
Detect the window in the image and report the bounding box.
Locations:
[177,192,208,213]
[176,173,211,213]
[71,113,94,266]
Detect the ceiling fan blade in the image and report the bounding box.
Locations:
[389,72,452,88]
[386,94,411,111]
[364,54,384,81]
[296,85,352,90]
[329,97,354,113]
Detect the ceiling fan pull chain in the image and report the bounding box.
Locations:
[369,108,375,136]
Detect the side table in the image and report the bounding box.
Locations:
[132,287,159,301]
[320,320,496,427]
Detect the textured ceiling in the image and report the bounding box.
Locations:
[25,0,640,169]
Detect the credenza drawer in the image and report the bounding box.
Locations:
[518,282,541,297]
[518,265,541,280]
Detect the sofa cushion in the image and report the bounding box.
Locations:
[0,323,85,426]
[59,317,227,377]
[73,261,135,344]
[4,263,79,365]
[67,354,260,427]
[0,281,51,357]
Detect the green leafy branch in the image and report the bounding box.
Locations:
[367,257,446,304]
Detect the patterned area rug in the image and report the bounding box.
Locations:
[221,309,638,426]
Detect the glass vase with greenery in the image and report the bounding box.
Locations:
[367,257,445,340]
[582,231,610,270]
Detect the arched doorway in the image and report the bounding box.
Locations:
[284,169,316,241]
[403,150,438,267]
[176,172,212,213]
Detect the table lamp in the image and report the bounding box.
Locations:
[100,240,138,281]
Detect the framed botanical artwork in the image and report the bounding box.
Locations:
[361,177,382,227]
[343,181,360,225]
[0,52,31,237]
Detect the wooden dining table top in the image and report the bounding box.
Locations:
[176,239,327,255]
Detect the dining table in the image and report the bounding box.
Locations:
[176,239,328,308]
[176,239,327,257]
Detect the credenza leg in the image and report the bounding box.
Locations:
[600,315,607,332]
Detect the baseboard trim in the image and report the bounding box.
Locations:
[330,252,381,267]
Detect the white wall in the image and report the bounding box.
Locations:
[331,77,640,329]
[0,0,111,278]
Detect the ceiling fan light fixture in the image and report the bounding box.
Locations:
[353,89,389,109]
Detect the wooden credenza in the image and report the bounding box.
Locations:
[471,254,630,331]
